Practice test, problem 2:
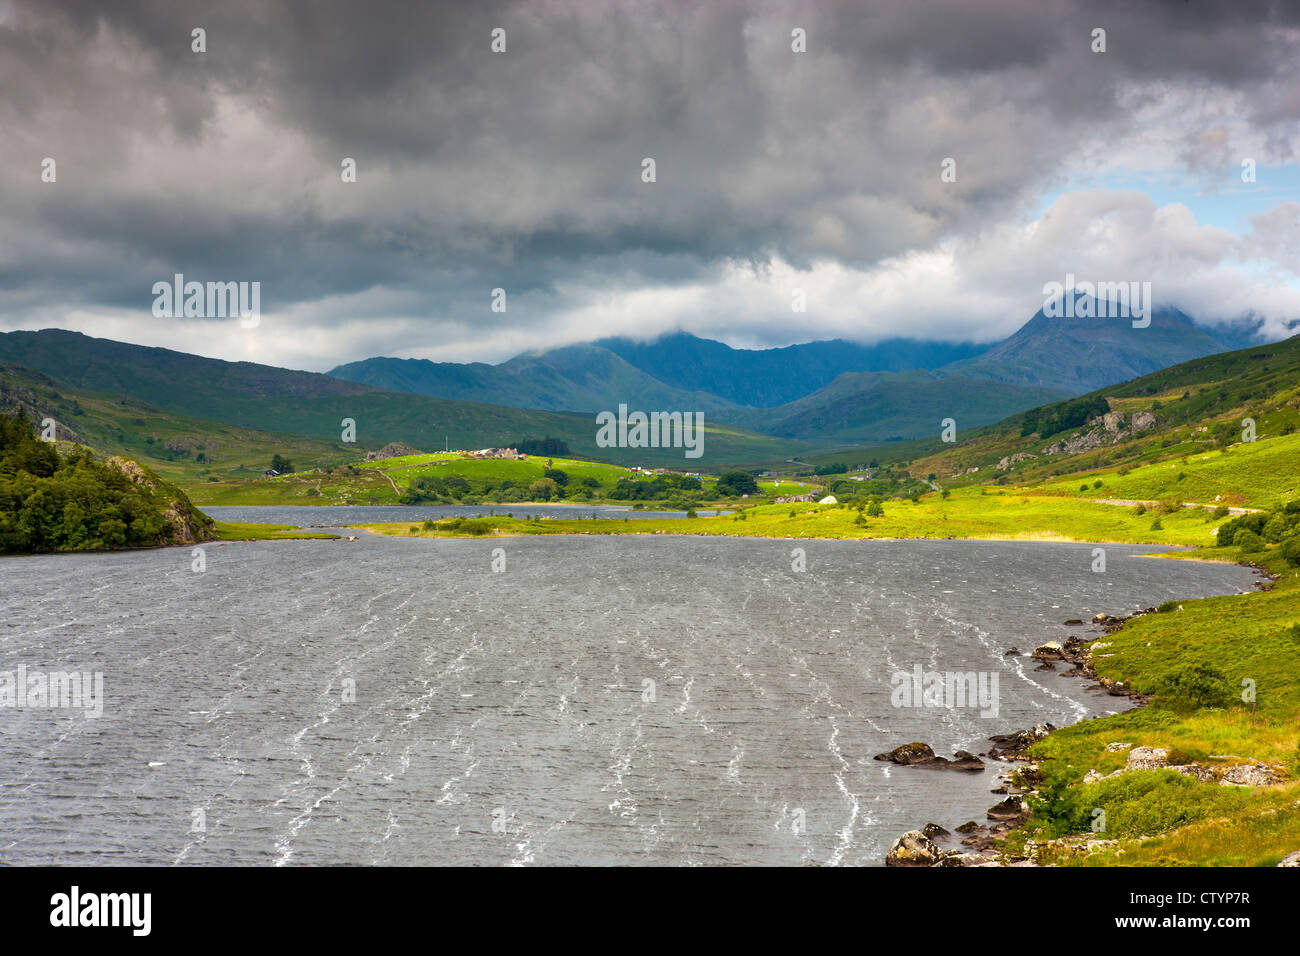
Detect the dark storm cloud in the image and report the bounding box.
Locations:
[1,0,1298,366]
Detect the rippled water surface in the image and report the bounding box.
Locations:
[0,533,1257,865]
[203,504,708,526]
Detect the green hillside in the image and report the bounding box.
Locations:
[1,361,358,484]
[820,334,1300,492]
[0,330,803,468]
[735,368,1066,442]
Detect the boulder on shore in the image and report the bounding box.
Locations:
[886,830,941,867]
[875,742,935,765]
[986,796,1029,822]
[874,742,984,772]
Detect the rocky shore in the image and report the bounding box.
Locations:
[882,608,1176,867]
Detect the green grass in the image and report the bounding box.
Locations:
[211,521,340,541]
[1038,432,1300,509]
[356,486,1235,545]
[1013,544,1300,866]
[1,362,362,486]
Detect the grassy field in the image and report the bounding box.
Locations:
[1037,432,1300,509]
[186,450,824,508]
[188,468,401,506]
[358,486,1238,546]
[1011,545,1300,867]
[211,521,341,541]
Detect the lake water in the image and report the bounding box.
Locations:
[203,504,714,526]
[0,529,1257,866]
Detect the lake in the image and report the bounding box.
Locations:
[0,528,1257,865]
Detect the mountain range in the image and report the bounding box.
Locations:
[0,330,802,467]
[0,301,1280,473]
[329,301,1266,443]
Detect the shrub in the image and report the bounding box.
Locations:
[1235,529,1264,554]
[716,471,759,496]
[1032,769,1249,840]
[1155,600,1179,613]
[1280,535,1300,567]
[1156,662,1236,711]
[1211,505,1229,518]
[1133,503,1147,516]
[1262,514,1292,543]
[527,477,559,501]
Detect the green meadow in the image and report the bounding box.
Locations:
[360,486,1239,546]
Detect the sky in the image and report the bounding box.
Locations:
[1,0,1299,371]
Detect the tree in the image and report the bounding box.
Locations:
[716,471,758,496]
[270,454,294,474]
[528,477,559,501]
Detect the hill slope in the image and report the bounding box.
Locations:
[875,333,1300,497]
[733,368,1069,443]
[0,331,801,467]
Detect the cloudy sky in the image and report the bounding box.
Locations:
[2,0,1299,371]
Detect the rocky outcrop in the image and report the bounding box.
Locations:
[1218,763,1282,787]
[364,441,421,461]
[775,493,816,503]
[1125,746,1169,771]
[885,830,942,866]
[106,456,215,546]
[874,742,985,772]
[996,452,1037,472]
[1082,746,1283,788]
[986,796,1029,822]
[1041,410,1159,456]
[1279,850,1300,867]
[986,724,1055,761]
[875,742,935,765]
[886,828,997,867]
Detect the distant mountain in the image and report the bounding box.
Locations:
[0,330,800,467]
[331,342,744,416]
[951,301,1238,395]
[328,310,1261,445]
[731,369,1069,443]
[738,303,1255,442]
[594,332,989,407]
